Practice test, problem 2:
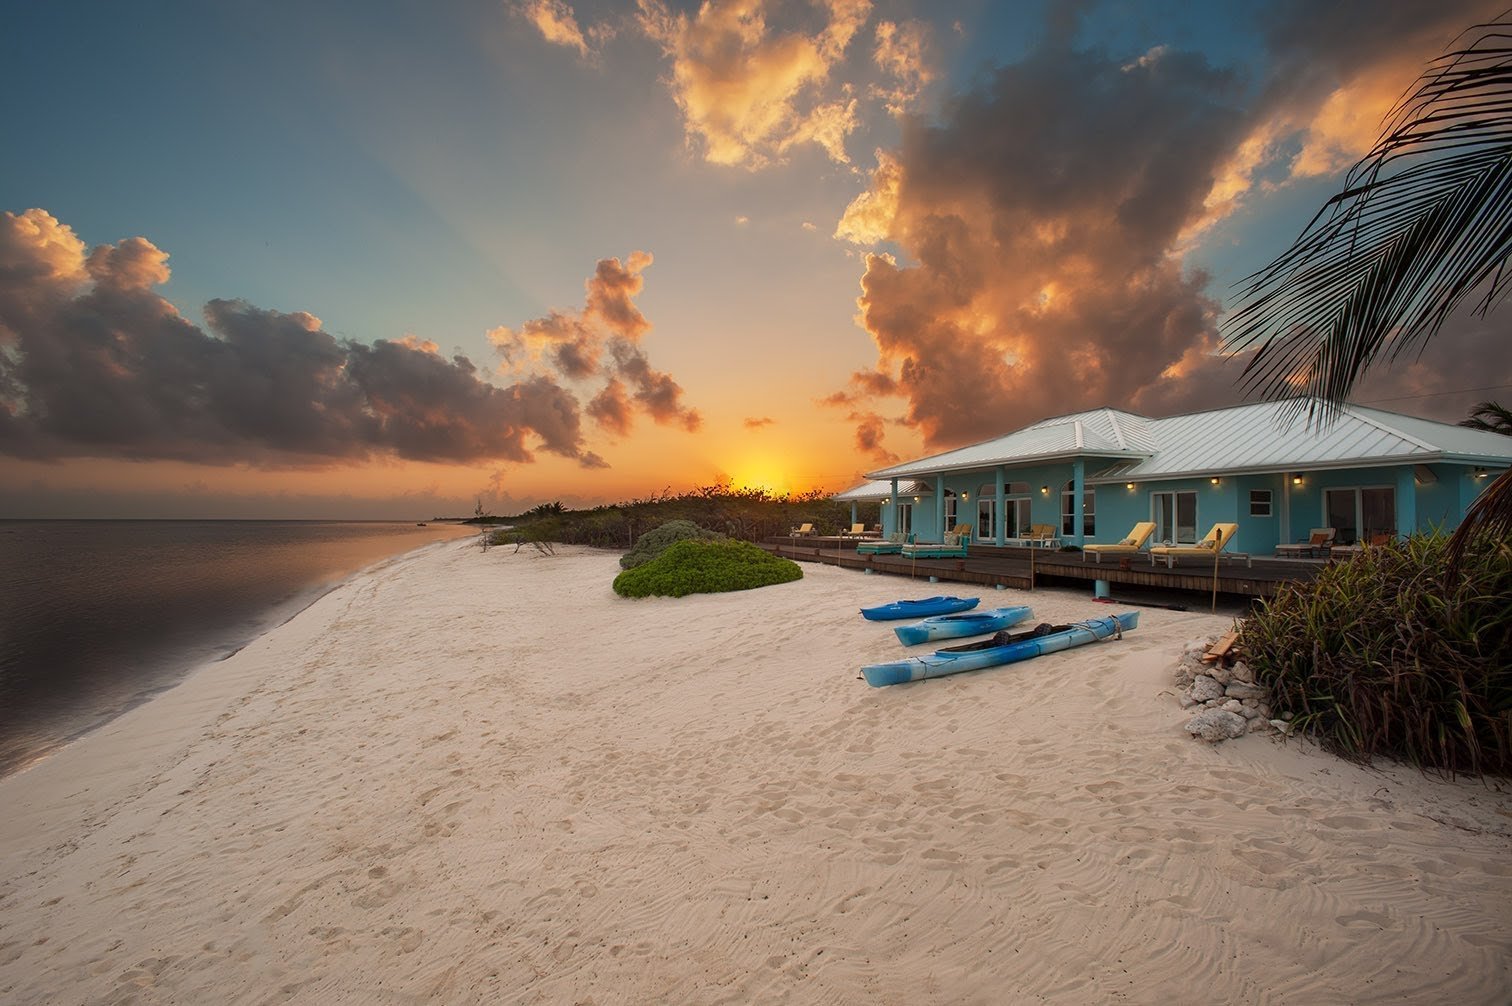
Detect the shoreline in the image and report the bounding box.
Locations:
[2,541,1508,1002]
[0,529,479,782]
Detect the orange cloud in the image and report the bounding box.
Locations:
[871,19,932,115]
[489,252,701,436]
[636,0,872,168]
[516,0,613,59]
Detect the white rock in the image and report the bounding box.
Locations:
[1222,699,1244,714]
[1209,664,1234,686]
[1186,709,1248,742]
[1230,660,1254,683]
[1269,719,1294,735]
[1248,716,1271,734]
[1178,693,1197,709]
[1190,675,1226,703]
[1241,705,1260,719]
[1225,681,1268,702]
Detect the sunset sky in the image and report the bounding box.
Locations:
[3,0,1509,519]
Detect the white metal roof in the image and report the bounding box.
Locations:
[831,479,932,501]
[865,408,1152,479]
[864,399,1512,484]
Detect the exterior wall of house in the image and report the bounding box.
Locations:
[873,459,1501,551]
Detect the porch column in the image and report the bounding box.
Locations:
[1396,466,1417,538]
[1072,459,1086,546]
[995,467,1006,546]
[890,478,899,534]
[935,474,946,538]
[1280,472,1292,545]
[850,503,858,525]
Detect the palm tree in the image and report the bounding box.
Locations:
[1223,16,1512,557]
[1460,399,1512,434]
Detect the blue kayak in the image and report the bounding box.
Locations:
[862,612,1139,687]
[860,596,980,621]
[893,605,1034,646]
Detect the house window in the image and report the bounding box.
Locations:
[1061,482,1095,537]
[1249,490,1272,517]
[944,490,958,532]
[896,503,913,535]
[976,498,996,540]
[1152,490,1197,544]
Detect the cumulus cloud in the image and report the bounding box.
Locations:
[828,2,1510,459]
[871,19,932,114]
[636,0,872,168]
[743,415,775,429]
[0,209,604,468]
[489,251,702,435]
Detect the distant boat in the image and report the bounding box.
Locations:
[861,612,1139,687]
[416,522,427,526]
[860,596,980,621]
[893,605,1034,645]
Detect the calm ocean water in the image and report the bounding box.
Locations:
[0,519,479,778]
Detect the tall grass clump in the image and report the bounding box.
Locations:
[612,539,802,598]
[1239,532,1512,775]
[620,519,725,570]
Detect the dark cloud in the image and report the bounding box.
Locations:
[0,209,598,467]
[743,416,774,429]
[831,2,1511,456]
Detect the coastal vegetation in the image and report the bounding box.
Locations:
[611,539,803,598]
[489,484,874,551]
[620,519,725,570]
[1240,532,1512,775]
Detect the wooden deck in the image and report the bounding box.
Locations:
[764,536,1325,603]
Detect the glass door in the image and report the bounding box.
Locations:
[897,503,912,536]
[976,498,995,540]
[1009,497,1032,537]
[1361,487,1396,541]
[1152,491,1197,544]
[1325,489,1358,544]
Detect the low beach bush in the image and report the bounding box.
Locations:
[1239,532,1512,775]
[613,539,803,598]
[620,519,725,570]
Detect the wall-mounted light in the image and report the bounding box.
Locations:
[960,491,969,501]
[1040,485,1049,495]
[1473,468,1489,480]
[1210,477,1221,486]
[882,498,890,505]
[1125,482,1135,491]
[913,495,920,502]
[1292,475,1303,486]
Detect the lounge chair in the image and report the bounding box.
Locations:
[858,532,911,555]
[1149,523,1250,568]
[841,523,867,537]
[789,522,815,537]
[1081,521,1156,563]
[901,530,969,559]
[1328,531,1393,561]
[1274,527,1336,559]
[1006,524,1061,548]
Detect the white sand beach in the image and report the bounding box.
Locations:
[1,538,1508,1004]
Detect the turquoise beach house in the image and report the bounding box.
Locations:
[834,400,1512,556]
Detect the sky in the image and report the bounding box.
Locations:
[2,0,1509,519]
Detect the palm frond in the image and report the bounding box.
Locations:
[1223,20,1512,421]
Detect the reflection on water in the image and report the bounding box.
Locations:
[0,520,477,777]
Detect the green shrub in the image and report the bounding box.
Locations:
[613,539,803,598]
[1239,532,1512,775]
[619,519,725,570]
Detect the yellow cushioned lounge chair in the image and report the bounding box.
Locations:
[1149,522,1250,568]
[789,522,815,537]
[1081,521,1156,563]
[1007,523,1061,547]
[841,522,867,537]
